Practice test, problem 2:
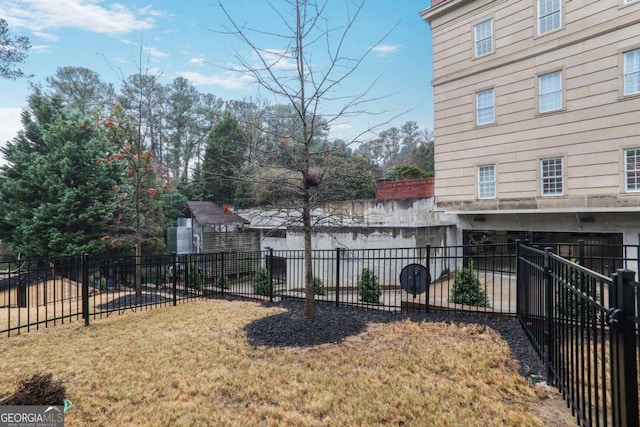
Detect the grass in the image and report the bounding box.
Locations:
[0,300,559,426]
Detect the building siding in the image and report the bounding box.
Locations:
[423,0,640,210]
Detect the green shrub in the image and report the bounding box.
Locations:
[313,276,326,296]
[215,275,230,289]
[92,276,106,291]
[384,164,430,180]
[185,261,202,290]
[253,266,272,296]
[358,268,381,304]
[450,262,489,307]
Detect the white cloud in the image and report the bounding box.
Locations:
[32,31,59,42]
[189,57,205,65]
[30,44,51,53]
[329,123,353,132]
[143,46,168,58]
[260,49,296,70]
[0,108,24,165]
[1,0,157,36]
[177,71,254,89]
[371,44,403,57]
[138,5,167,19]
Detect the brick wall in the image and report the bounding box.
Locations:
[376,178,435,200]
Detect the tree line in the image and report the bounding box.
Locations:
[0,65,433,258]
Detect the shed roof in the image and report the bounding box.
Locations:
[186,201,249,227]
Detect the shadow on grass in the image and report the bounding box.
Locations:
[244,301,398,348]
[96,293,173,310]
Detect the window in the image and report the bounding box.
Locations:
[476,89,495,125]
[478,165,496,199]
[541,158,563,196]
[625,0,637,4]
[538,0,561,35]
[539,71,562,112]
[625,149,640,192]
[474,19,493,57]
[624,49,640,95]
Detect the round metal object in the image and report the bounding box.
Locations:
[400,263,431,295]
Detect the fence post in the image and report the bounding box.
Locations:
[220,251,225,297]
[16,261,26,308]
[82,253,90,326]
[172,252,177,306]
[335,248,341,307]
[515,240,521,317]
[544,247,554,385]
[611,269,640,427]
[184,255,190,294]
[575,239,584,264]
[425,245,431,312]
[268,247,274,302]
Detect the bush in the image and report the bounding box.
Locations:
[185,261,202,290]
[253,266,272,296]
[450,262,490,307]
[358,268,381,304]
[92,276,107,291]
[313,276,326,296]
[215,275,230,290]
[384,164,430,180]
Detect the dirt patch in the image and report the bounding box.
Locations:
[529,385,576,427]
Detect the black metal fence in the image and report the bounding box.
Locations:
[1,245,521,336]
[3,242,640,426]
[517,241,640,427]
[4,243,637,336]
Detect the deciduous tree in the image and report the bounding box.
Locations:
[218,0,392,317]
[101,104,166,297]
[46,66,116,118]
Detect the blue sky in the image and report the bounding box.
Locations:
[0,0,434,149]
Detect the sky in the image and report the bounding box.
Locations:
[0,0,434,153]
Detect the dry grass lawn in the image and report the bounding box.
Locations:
[0,300,566,426]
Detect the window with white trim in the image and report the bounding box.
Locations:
[476,89,495,125]
[474,19,493,57]
[539,71,562,112]
[625,149,640,192]
[478,165,496,199]
[538,0,561,35]
[541,158,563,196]
[624,49,640,96]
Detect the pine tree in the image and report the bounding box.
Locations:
[0,89,121,257]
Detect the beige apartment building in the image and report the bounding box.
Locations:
[422,0,640,251]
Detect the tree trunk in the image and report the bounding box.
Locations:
[135,240,142,300]
[302,186,316,318]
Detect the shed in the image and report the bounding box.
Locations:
[167,202,257,254]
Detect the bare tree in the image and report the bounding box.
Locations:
[218,0,395,318]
